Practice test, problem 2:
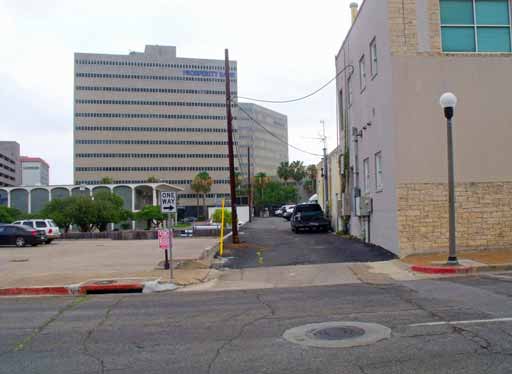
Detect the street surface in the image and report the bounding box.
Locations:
[223,217,395,268]
[3,274,512,373]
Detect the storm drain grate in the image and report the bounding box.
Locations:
[307,326,366,341]
[283,321,391,348]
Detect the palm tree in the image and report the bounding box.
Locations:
[306,164,318,193]
[100,177,113,184]
[146,176,159,183]
[277,161,291,184]
[191,171,213,219]
[254,172,270,201]
[290,161,306,184]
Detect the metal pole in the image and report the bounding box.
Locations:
[164,212,170,270]
[447,118,458,265]
[224,48,240,244]
[323,148,329,218]
[168,212,174,279]
[247,146,252,223]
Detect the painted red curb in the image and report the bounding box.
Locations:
[411,265,473,274]
[0,286,71,296]
[78,283,144,294]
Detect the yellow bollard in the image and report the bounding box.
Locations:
[219,199,225,256]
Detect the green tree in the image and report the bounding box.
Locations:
[69,196,97,232]
[277,161,292,184]
[254,172,270,202]
[135,205,166,230]
[146,176,159,183]
[40,199,74,232]
[211,208,233,228]
[303,179,315,194]
[100,177,113,184]
[0,206,23,224]
[254,181,298,207]
[306,164,318,193]
[191,171,213,219]
[92,191,131,232]
[290,161,306,184]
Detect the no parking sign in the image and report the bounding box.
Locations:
[158,229,172,250]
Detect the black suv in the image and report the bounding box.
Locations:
[290,203,331,233]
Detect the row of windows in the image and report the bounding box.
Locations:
[75,139,233,146]
[75,113,228,120]
[75,153,229,159]
[75,125,236,133]
[76,72,236,83]
[346,37,378,106]
[179,193,231,199]
[76,99,228,108]
[0,172,15,181]
[0,163,16,173]
[76,59,236,71]
[75,166,237,172]
[440,0,512,52]
[75,85,237,96]
[75,179,230,185]
[0,154,16,165]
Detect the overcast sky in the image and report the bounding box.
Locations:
[0,0,354,184]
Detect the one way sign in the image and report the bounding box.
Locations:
[160,191,177,213]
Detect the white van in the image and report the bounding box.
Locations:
[12,219,61,244]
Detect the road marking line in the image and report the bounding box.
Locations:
[409,317,512,327]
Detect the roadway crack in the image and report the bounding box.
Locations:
[206,292,275,374]
[8,296,89,353]
[452,325,492,352]
[81,297,124,374]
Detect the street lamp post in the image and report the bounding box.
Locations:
[440,92,458,265]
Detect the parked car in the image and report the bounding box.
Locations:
[275,206,285,216]
[12,219,61,244]
[0,224,46,247]
[283,205,296,221]
[290,203,331,233]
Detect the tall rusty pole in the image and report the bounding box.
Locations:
[247,146,252,223]
[224,49,240,243]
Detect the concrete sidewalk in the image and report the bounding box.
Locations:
[180,260,427,292]
[0,237,218,288]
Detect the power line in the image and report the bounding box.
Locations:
[237,105,323,157]
[235,64,354,104]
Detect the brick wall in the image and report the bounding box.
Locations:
[397,182,512,257]
[388,0,442,55]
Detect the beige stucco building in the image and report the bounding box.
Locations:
[335,0,512,257]
[74,45,237,214]
[236,103,288,177]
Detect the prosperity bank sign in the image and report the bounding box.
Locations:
[182,69,236,79]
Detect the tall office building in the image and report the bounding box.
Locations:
[0,141,20,187]
[74,45,238,212]
[236,103,288,177]
[20,156,49,186]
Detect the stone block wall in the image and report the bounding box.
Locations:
[397,182,512,257]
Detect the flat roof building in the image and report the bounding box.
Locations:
[236,103,288,177]
[334,0,512,257]
[74,45,238,214]
[0,141,20,187]
[21,156,49,186]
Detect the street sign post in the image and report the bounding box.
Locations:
[160,191,177,280]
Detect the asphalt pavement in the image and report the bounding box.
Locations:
[222,217,396,268]
[3,274,512,373]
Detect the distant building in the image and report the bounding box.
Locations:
[73,45,238,214]
[21,157,49,186]
[330,0,512,257]
[236,103,288,177]
[0,141,20,187]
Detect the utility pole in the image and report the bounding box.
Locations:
[224,49,240,244]
[247,146,252,223]
[320,120,329,219]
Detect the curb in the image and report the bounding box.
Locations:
[410,263,512,274]
[0,281,148,297]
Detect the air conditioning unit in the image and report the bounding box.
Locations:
[358,195,373,217]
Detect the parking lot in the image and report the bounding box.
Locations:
[0,236,217,288]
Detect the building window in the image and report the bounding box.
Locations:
[370,38,378,77]
[440,0,512,52]
[375,152,383,191]
[359,55,366,91]
[363,157,370,193]
[347,76,353,106]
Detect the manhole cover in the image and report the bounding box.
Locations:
[308,326,366,341]
[283,321,391,348]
